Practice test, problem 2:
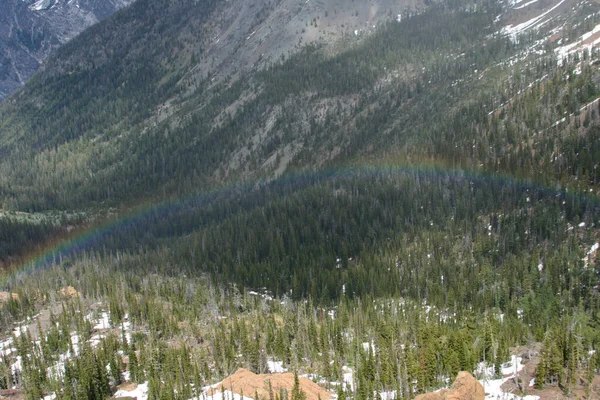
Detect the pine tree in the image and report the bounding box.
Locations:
[267,379,274,400]
[128,345,142,383]
[534,358,546,389]
[291,371,306,400]
[109,352,123,386]
[337,383,346,400]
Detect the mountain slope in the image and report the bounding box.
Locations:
[0,0,432,210]
[0,0,600,399]
[1,0,599,299]
[2,0,599,210]
[0,0,599,264]
[0,0,133,102]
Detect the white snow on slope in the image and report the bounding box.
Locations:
[378,390,396,400]
[29,0,54,10]
[508,0,526,7]
[115,381,149,399]
[12,324,28,338]
[107,380,251,400]
[267,360,286,373]
[193,390,255,400]
[121,315,133,344]
[555,23,600,64]
[1,309,123,382]
[342,365,355,391]
[583,242,599,268]
[502,0,566,39]
[11,356,22,374]
[247,290,274,302]
[362,341,376,353]
[0,338,14,355]
[92,311,111,330]
[477,355,540,400]
[514,0,539,9]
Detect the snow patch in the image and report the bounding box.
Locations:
[501,0,566,39]
[477,355,539,400]
[555,23,600,65]
[514,0,539,9]
[93,311,111,330]
[11,356,22,374]
[362,341,376,353]
[193,391,255,400]
[115,381,149,399]
[28,0,53,10]
[583,242,599,268]
[267,360,286,373]
[378,391,396,400]
[342,366,354,391]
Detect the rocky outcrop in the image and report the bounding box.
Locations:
[415,372,485,400]
[58,286,80,298]
[212,368,332,400]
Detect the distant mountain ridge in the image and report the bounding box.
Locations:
[0,0,132,101]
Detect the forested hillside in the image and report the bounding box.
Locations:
[0,0,133,102]
[1,0,600,398]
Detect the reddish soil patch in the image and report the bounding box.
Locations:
[415,371,484,400]
[212,368,333,400]
[58,286,80,298]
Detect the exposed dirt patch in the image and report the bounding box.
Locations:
[0,389,24,399]
[501,345,600,399]
[0,292,18,303]
[415,371,484,400]
[117,381,138,392]
[212,368,333,400]
[58,285,80,298]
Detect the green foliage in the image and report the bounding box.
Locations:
[0,0,599,398]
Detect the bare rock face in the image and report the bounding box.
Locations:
[415,372,485,400]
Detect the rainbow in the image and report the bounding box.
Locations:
[3,160,598,286]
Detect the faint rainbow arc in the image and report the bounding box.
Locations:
[6,161,598,282]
